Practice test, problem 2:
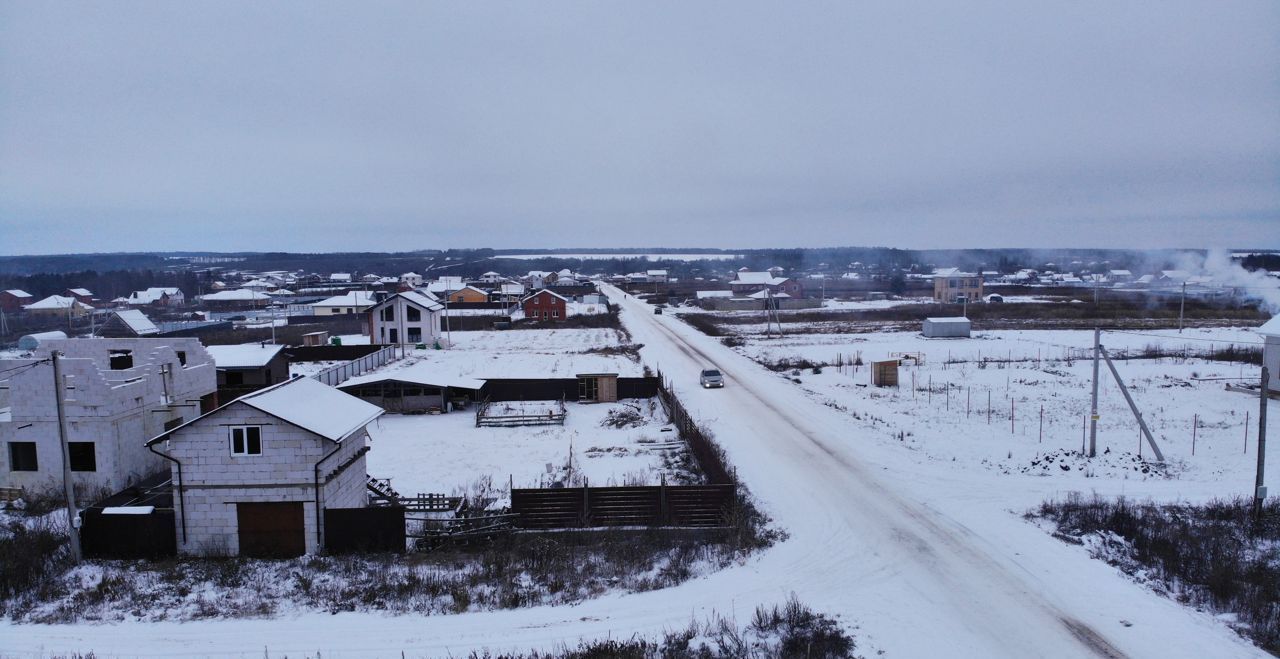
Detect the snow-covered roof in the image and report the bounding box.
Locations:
[67,288,93,297]
[451,285,489,297]
[400,290,444,311]
[647,269,668,276]
[499,283,525,295]
[206,344,285,368]
[113,310,159,335]
[127,287,181,304]
[524,289,569,302]
[1108,270,1133,276]
[339,363,487,391]
[1161,270,1191,281]
[696,290,733,299]
[150,377,382,445]
[312,291,376,308]
[481,271,501,277]
[733,272,788,286]
[329,273,352,281]
[400,272,420,278]
[747,289,790,299]
[3,289,32,298]
[25,295,91,310]
[925,317,972,325]
[1257,316,1280,337]
[201,289,270,302]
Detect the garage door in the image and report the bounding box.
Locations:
[236,502,306,558]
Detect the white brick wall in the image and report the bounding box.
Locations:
[162,403,369,556]
[0,338,216,495]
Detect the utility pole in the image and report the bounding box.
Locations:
[1178,282,1186,333]
[1089,328,1101,457]
[52,352,83,563]
[1254,367,1269,524]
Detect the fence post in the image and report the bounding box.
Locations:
[581,477,590,528]
[659,474,668,525]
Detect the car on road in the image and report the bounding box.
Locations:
[654,307,663,314]
[699,369,724,388]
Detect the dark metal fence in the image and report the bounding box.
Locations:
[510,483,735,529]
[482,377,659,402]
[80,509,177,559]
[323,506,406,553]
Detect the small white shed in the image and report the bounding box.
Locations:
[1258,316,1280,393]
[922,317,971,338]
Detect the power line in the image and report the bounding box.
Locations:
[0,358,52,377]
[1104,330,1265,346]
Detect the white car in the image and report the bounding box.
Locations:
[699,369,725,388]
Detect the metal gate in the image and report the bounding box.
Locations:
[236,502,306,557]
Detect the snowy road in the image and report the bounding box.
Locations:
[3,287,1267,658]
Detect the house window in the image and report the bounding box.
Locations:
[8,442,37,471]
[381,307,394,321]
[109,350,133,370]
[408,327,422,343]
[552,310,559,318]
[229,426,262,456]
[68,442,96,472]
[542,311,548,320]
[407,307,421,322]
[176,351,187,366]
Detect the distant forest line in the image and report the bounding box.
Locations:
[1,248,1277,301]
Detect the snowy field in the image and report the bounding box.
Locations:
[729,326,1276,491]
[365,398,688,497]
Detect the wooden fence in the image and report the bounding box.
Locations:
[510,483,735,529]
[656,376,733,485]
[475,397,567,427]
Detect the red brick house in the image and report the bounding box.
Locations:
[1,289,34,312]
[65,288,95,305]
[522,289,568,321]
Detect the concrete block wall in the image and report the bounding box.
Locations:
[0,338,216,495]
[164,403,370,555]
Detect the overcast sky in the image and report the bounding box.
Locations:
[1,2,1278,255]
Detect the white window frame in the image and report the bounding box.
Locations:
[229,425,263,456]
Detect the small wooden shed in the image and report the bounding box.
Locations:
[871,360,899,387]
[577,373,619,402]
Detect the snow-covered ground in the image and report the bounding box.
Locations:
[365,399,688,496]
[730,327,1273,488]
[3,291,1273,657]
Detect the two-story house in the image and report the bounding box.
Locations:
[932,269,983,303]
[366,291,444,346]
[522,289,568,321]
[145,377,382,557]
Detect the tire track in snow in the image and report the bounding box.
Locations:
[620,288,1129,658]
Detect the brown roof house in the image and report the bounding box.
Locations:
[146,376,383,557]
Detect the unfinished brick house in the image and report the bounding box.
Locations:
[0,338,217,496]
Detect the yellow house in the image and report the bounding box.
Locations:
[932,269,983,304]
[448,286,490,304]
